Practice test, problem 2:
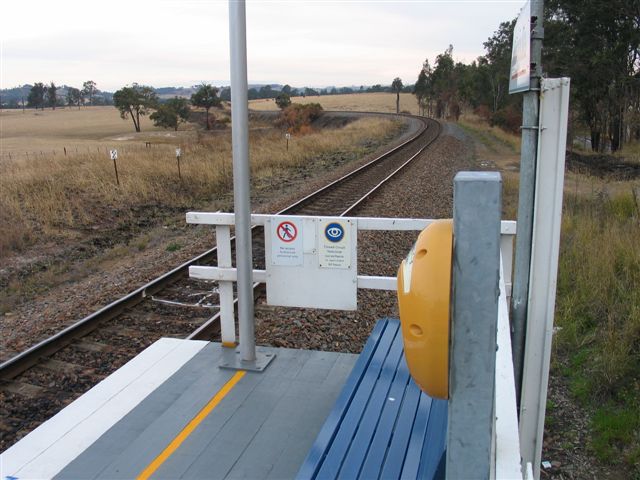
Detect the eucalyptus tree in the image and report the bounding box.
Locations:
[150,97,191,131]
[82,80,97,106]
[391,77,403,113]
[46,82,58,109]
[113,84,158,132]
[190,83,221,130]
[27,83,46,109]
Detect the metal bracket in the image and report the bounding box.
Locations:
[531,26,545,40]
[219,347,276,372]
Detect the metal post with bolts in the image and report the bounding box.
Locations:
[226,0,274,372]
[511,0,544,401]
[447,172,502,480]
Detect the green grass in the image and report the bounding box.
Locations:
[614,140,640,165]
[458,115,521,152]
[592,404,640,464]
[555,187,640,471]
[165,242,182,252]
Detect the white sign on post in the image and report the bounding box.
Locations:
[176,148,181,157]
[509,0,531,94]
[110,149,118,160]
[265,215,358,310]
[319,219,351,269]
[271,217,303,266]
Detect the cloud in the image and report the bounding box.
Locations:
[1,0,523,90]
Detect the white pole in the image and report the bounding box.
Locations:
[228,0,255,363]
[519,78,570,479]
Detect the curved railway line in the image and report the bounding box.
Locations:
[0,114,441,450]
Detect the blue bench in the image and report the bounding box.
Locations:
[297,318,447,479]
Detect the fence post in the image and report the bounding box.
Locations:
[216,225,236,347]
[447,171,502,479]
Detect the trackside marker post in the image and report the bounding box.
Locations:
[110,149,120,186]
[176,147,182,181]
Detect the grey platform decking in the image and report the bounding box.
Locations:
[53,343,357,480]
[4,320,448,480]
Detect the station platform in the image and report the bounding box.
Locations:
[2,319,447,480]
[2,339,357,479]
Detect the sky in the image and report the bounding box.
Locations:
[0,0,524,92]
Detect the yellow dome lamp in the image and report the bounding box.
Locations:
[396,220,453,400]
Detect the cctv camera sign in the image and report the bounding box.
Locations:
[319,219,351,269]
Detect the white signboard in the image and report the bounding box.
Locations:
[176,148,182,157]
[110,149,118,160]
[319,219,351,269]
[509,0,531,94]
[271,217,303,266]
[265,216,357,310]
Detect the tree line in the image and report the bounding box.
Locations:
[113,83,222,132]
[217,82,413,102]
[22,80,108,109]
[410,0,639,152]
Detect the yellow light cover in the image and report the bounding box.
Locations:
[397,220,453,399]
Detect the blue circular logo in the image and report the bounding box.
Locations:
[325,222,344,242]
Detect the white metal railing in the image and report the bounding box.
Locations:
[187,212,520,476]
[187,212,516,341]
[493,254,525,479]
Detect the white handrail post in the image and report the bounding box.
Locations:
[216,225,236,347]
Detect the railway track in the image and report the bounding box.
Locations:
[0,114,440,450]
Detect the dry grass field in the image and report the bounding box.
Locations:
[0,107,402,258]
[250,92,420,115]
[0,106,168,155]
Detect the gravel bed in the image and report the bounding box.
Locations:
[0,114,421,362]
[254,124,476,353]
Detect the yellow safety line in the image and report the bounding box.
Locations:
[136,370,246,480]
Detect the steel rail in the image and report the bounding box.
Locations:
[188,118,441,340]
[0,114,437,380]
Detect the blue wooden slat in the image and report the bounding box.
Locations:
[417,399,448,480]
[315,321,400,479]
[299,318,449,480]
[296,319,392,480]
[337,324,405,479]
[358,356,411,479]
[378,380,421,479]
[400,393,433,479]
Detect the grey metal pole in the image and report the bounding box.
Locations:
[511,0,544,401]
[229,0,255,363]
[447,172,502,480]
